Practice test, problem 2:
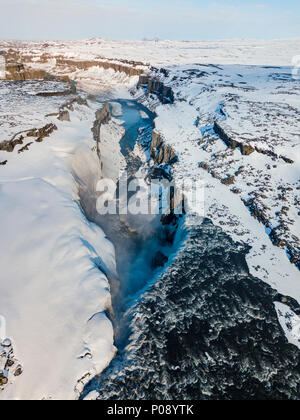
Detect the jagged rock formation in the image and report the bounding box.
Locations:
[138,74,174,104]
[4,62,69,83]
[26,123,57,142]
[57,110,70,122]
[3,46,145,75]
[0,338,23,392]
[47,96,89,122]
[150,130,178,165]
[0,123,57,153]
[2,52,72,83]
[36,82,76,97]
[56,58,144,77]
[5,63,48,81]
[60,96,88,112]
[18,142,34,154]
[136,62,300,275]
[214,122,255,156]
[0,136,24,152]
[85,219,300,400]
[214,122,295,164]
[91,103,111,160]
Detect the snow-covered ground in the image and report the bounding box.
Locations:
[135,62,300,299]
[2,38,300,67]
[0,82,126,399]
[0,37,299,398]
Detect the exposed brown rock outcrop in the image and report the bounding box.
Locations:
[221,176,235,185]
[26,123,57,142]
[243,197,270,226]
[243,196,299,270]
[214,122,294,163]
[18,142,33,153]
[60,96,88,112]
[150,130,177,165]
[199,161,221,181]
[255,147,294,164]
[5,63,48,81]
[91,103,111,160]
[57,110,70,122]
[56,58,143,77]
[92,104,111,141]
[214,122,255,155]
[3,55,72,82]
[36,82,76,97]
[138,74,174,104]
[0,338,22,392]
[0,136,24,152]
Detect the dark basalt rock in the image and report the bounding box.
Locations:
[241,144,255,156]
[150,130,178,166]
[221,176,235,185]
[35,82,76,97]
[280,156,294,164]
[145,166,172,182]
[138,74,174,104]
[60,96,88,112]
[243,197,299,271]
[255,147,294,164]
[0,123,58,154]
[151,251,168,269]
[0,136,24,152]
[213,123,293,159]
[57,110,70,122]
[18,142,33,153]
[82,219,300,401]
[27,123,57,142]
[91,104,111,141]
[0,373,8,386]
[13,367,23,377]
[214,122,255,156]
[243,197,270,226]
[91,104,111,161]
[56,58,144,77]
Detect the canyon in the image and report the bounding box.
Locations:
[0,38,299,400]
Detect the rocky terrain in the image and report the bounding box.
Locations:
[0,338,22,392]
[134,62,300,309]
[83,219,300,400]
[0,72,122,400]
[140,63,300,271]
[0,38,299,400]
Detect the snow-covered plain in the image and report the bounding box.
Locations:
[0,82,126,399]
[0,37,299,398]
[3,38,300,67]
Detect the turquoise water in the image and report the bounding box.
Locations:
[97,98,155,158]
[116,99,154,157]
[91,98,181,347]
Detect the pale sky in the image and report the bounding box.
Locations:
[0,0,299,41]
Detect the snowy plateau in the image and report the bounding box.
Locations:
[0,38,299,400]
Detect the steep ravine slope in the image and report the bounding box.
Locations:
[77,99,189,398]
[133,63,300,301]
[0,86,120,399]
[1,39,299,400]
[87,218,300,400]
[80,90,300,401]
